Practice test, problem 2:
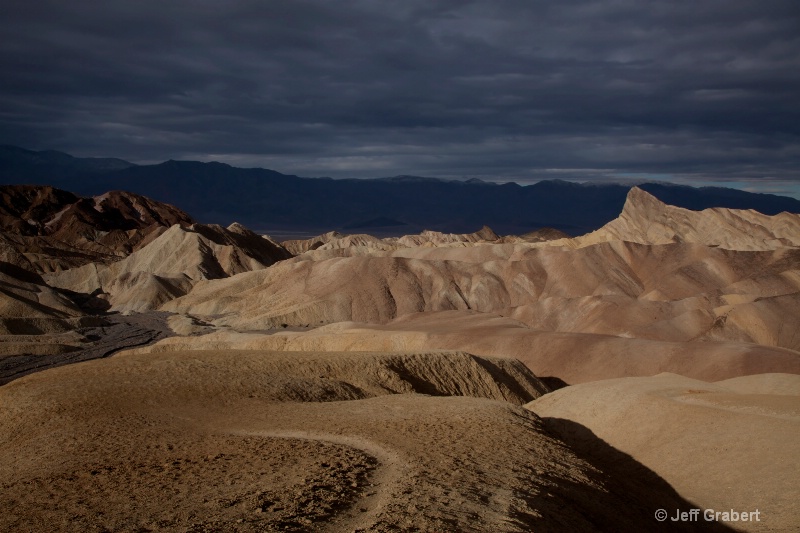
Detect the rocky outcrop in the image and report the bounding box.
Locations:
[569,187,800,250]
[0,186,195,272]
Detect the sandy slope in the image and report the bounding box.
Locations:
[0,260,92,335]
[112,349,552,404]
[528,373,800,531]
[45,222,291,313]
[0,350,731,532]
[133,310,800,384]
[158,240,800,353]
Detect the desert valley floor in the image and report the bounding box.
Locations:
[1,185,799,531]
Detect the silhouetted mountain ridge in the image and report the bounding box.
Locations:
[1,146,798,236]
[0,145,134,182]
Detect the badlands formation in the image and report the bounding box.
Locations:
[1,184,799,531]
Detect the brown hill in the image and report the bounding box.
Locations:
[0,185,192,238]
[45,222,292,313]
[0,185,194,272]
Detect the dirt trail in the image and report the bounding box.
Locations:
[0,311,173,385]
[241,430,404,533]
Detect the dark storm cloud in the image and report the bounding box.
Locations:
[1,0,798,191]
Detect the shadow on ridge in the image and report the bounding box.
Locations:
[521,417,737,532]
[538,376,570,391]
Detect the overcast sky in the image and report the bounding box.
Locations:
[1,0,799,195]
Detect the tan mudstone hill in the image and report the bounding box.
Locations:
[44,222,291,313]
[159,240,800,353]
[528,372,800,532]
[563,186,800,250]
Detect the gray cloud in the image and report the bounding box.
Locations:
[1,0,798,193]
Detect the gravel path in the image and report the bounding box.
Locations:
[0,311,174,385]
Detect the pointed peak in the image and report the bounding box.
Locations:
[474,225,499,240]
[624,186,667,212]
[226,221,253,235]
[628,186,657,200]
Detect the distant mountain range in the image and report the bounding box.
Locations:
[2,144,799,237]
